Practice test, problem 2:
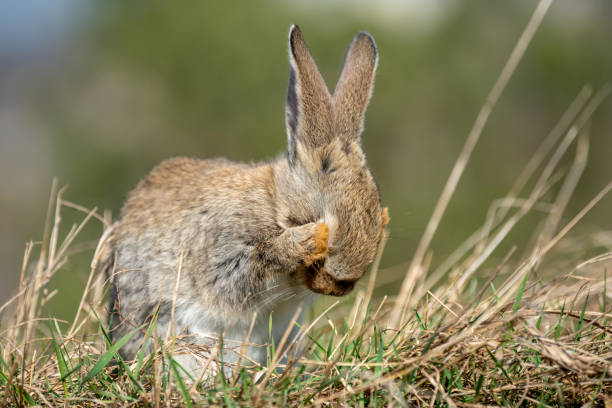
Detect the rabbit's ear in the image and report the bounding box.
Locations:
[332,31,378,142]
[286,25,334,162]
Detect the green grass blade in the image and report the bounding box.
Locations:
[375,329,384,376]
[0,353,8,372]
[536,302,545,330]
[59,362,83,382]
[512,270,529,312]
[135,308,159,376]
[554,300,566,340]
[414,311,426,330]
[474,374,484,396]
[80,328,138,386]
[490,282,500,303]
[48,319,70,398]
[169,356,194,408]
[86,302,144,391]
[575,292,589,341]
[88,302,112,345]
[485,346,512,382]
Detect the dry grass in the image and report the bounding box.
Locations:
[2,1,612,406]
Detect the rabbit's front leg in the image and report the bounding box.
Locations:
[255,222,329,272]
[289,222,329,266]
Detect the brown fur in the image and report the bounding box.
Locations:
[98,25,387,373]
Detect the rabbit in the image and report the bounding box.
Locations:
[96,24,388,379]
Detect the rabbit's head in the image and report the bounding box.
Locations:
[277,26,388,296]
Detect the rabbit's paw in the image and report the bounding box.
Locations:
[291,222,329,266]
[303,223,329,266]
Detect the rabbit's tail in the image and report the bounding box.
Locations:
[92,222,119,332]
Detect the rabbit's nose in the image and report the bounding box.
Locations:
[329,279,355,296]
[303,266,356,297]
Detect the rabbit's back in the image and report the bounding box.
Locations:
[118,156,277,238]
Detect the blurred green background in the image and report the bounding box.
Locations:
[1,0,611,321]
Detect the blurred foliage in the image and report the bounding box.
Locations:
[1,0,611,320]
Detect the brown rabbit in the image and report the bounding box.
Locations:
[96,25,387,378]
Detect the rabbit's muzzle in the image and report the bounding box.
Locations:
[302,263,356,297]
